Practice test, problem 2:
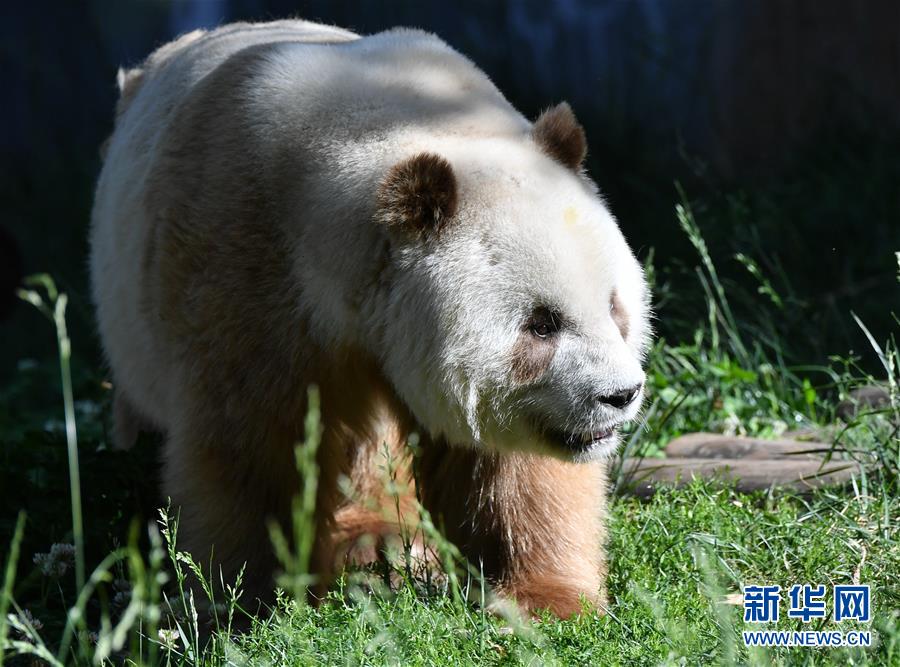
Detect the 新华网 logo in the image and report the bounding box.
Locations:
[741,583,872,648]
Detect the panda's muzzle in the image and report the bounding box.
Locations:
[528,416,619,455]
[524,383,642,455]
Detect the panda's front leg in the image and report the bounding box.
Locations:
[418,442,609,618]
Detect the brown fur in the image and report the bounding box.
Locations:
[376,152,458,237]
[418,440,608,617]
[510,331,559,384]
[532,102,587,171]
[134,45,607,618]
[611,289,629,340]
[140,45,385,598]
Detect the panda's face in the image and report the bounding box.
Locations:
[374,139,650,462]
[443,155,649,462]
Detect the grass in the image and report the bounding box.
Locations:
[230,482,899,665]
[1,202,898,665]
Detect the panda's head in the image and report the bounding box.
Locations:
[374,103,651,462]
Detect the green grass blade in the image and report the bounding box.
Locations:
[0,512,26,667]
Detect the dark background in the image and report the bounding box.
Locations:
[2,0,899,380]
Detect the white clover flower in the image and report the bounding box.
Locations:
[12,609,44,640]
[33,543,76,578]
[158,627,180,649]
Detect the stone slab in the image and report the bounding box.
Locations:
[617,457,861,497]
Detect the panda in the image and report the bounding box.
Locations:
[90,19,650,617]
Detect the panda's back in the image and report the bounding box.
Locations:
[90,20,528,430]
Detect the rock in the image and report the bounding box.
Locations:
[836,386,891,421]
[663,432,836,460]
[617,457,861,497]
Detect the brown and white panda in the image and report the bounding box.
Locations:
[90,19,651,618]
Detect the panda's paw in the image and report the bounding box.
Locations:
[488,577,605,620]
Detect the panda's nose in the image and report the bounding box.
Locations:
[597,384,642,409]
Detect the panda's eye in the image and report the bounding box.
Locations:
[528,307,561,339]
[532,322,552,338]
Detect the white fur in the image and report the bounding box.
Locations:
[91,20,650,460]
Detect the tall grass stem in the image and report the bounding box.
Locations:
[0,512,27,667]
[17,275,86,594]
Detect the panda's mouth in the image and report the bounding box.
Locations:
[534,421,618,454]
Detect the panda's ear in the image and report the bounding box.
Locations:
[376,152,458,238]
[532,102,587,171]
